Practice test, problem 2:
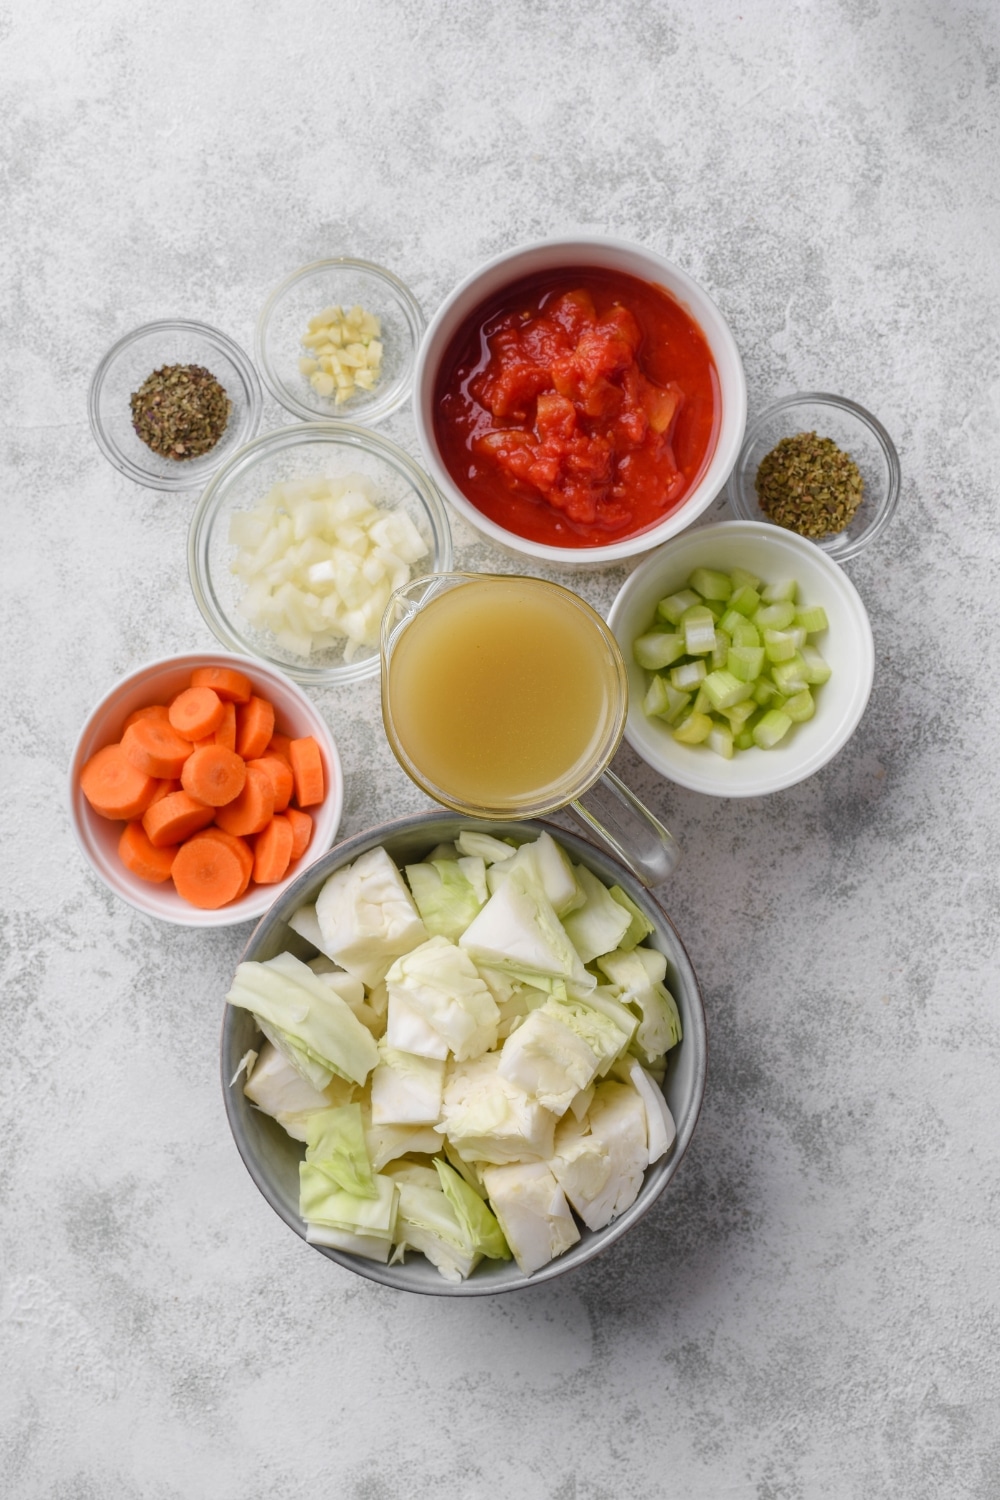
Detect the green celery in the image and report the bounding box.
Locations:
[731,618,760,649]
[783,689,815,722]
[688,567,732,601]
[670,659,707,691]
[656,588,700,625]
[707,724,734,759]
[795,605,829,634]
[682,605,717,655]
[672,712,713,744]
[753,600,796,631]
[752,709,793,749]
[727,645,765,682]
[633,631,685,670]
[703,669,755,710]
[801,645,832,684]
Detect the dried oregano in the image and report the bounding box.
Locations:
[130,364,231,460]
[755,431,863,538]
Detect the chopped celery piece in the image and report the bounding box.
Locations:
[670,659,707,692]
[735,726,756,750]
[753,600,796,631]
[656,588,700,625]
[692,685,712,715]
[771,654,809,694]
[727,645,765,682]
[730,566,761,590]
[731,618,760,649]
[710,629,731,670]
[703,670,754,710]
[707,724,734,759]
[752,676,782,705]
[682,605,717,655]
[761,578,797,604]
[688,566,732,600]
[729,583,761,616]
[658,683,693,724]
[704,598,726,621]
[634,631,686,670]
[763,629,799,663]
[642,674,671,718]
[721,699,757,731]
[783,689,816,722]
[672,712,713,744]
[718,607,746,637]
[753,709,793,748]
[801,645,832,684]
[795,605,829,634]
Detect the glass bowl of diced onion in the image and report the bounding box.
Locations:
[188,423,453,687]
[255,258,425,425]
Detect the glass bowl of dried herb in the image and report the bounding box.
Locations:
[726,393,900,563]
[89,320,264,492]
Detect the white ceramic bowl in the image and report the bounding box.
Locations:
[413,235,747,567]
[607,522,874,797]
[69,652,344,926]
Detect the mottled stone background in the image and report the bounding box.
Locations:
[2,1,998,1496]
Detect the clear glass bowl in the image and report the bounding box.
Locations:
[88,320,263,491]
[255,258,423,425]
[188,423,453,687]
[726,392,900,563]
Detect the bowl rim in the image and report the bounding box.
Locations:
[255,256,425,426]
[68,649,344,927]
[607,519,875,797]
[187,421,454,687]
[412,233,748,565]
[220,809,708,1294]
[726,390,901,562]
[87,318,264,492]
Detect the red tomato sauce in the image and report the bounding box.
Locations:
[433,268,720,547]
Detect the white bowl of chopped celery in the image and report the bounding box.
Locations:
[221,813,706,1294]
[608,521,875,797]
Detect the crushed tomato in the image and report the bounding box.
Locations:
[433,268,720,547]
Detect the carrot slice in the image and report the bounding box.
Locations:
[181,745,247,807]
[197,827,253,896]
[80,744,159,820]
[169,686,225,741]
[214,701,237,751]
[121,718,194,779]
[288,736,325,807]
[123,704,170,731]
[267,732,292,760]
[171,835,245,909]
[142,790,215,848]
[285,806,313,861]
[147,777,182,807]
[235,696,276,760]
[118,821,177,883]
[253,815,294,884]
[214,765,275,836]
[190,665,253,704]
[246,755,294,813]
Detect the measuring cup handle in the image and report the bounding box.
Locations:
[569,768,680,888]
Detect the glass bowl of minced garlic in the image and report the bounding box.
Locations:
[727,392,900,563]
[256,258,424,427]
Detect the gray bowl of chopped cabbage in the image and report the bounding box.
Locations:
[221,812,706,1294]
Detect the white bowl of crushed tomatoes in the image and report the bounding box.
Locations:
[413,236,747,566]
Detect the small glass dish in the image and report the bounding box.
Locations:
[188,422,453,688]
[726,392,900,563]
[255,258,424,426]
[88,320,263,492]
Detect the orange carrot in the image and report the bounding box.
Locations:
[197,827,254,896]
[147,777,182,807]
[288,736,325,807]
[214,765,275,836]
[168,686,225,741]
[190,665,253,703]
[235,696,276,760]
[121,717,194,779]
[80,744,159,821]
[284,806,313,861]
[253,814,294,884]
[118,821,177,883]
[171,835,245,909]
[267,732,292,760]
[123,704,170,731]
[214,701,237,751]
[142,790,215,848]
[180,745,247,807]
[246,755,293,813]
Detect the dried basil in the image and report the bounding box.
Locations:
[130,364,231,460]
[755,431,863,538]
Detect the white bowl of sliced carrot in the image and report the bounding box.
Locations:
[70,652,343,926]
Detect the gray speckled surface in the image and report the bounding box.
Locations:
[3,2,999,1495]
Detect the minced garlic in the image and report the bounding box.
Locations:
[299,304,383,405]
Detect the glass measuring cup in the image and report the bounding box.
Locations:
[380,573,680,886]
